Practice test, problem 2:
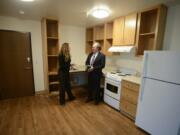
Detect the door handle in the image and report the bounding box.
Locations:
[27,57,31,63]
[24,67,32,70]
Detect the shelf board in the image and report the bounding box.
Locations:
[47,37,59,40]
[49,81,59,85]
[95,39,104,41]
[87,40,93,42]
[48,72,58,75]
[139,32,155,36]
[106,37,113,40]
[48,55,58,57]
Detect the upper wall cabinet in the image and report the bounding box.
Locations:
[124,13,138,45]
[94,25,104,41]
[85,24,105,54]
[86,27,94,54]
[136,5,167,55]
[112,13,137,46]
[104,22,113,56]
[85,4,167,56]
[94,25,105,53]
[112,17,125,46]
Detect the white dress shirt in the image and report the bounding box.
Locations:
[90,52,99,66]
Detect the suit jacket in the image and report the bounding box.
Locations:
[85,52,106,74]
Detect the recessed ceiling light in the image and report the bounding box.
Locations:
[88,6,110,19]
[21,0,34,1]
[19,10,25,14]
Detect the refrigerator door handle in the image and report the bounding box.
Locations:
[142,52,149,77]
[140,78,146,101]
[140,52,148,101]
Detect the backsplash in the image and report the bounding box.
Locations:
[106,52,143,74]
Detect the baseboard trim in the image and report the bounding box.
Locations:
[35,90,49,95]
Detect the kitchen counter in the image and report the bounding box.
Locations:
[102,67,117,76]
[70,66,116,74]
[122,76,141,85]
[70,65,86,73]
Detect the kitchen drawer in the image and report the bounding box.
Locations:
[122,80,139,92]
[121,87,138,105]
[120,99,137,118]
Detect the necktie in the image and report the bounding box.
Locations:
[90,54,96,66]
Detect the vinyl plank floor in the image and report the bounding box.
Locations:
[0,87,148,135]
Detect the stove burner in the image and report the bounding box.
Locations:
[110,72,116,74]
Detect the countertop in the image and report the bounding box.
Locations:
[102,67,141,85]
[70,66,141,85]
[70,66,116,74]
[70,65,86,73]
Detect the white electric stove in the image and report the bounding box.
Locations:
[104,68,137,110]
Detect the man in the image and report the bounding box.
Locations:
[85,42,106,105]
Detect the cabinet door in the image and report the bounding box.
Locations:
[121,99,137,118]
[112,17,125,46]
[124,13,137,45]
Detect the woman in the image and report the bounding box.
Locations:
[58,43,75,105]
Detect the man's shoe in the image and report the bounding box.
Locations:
[60,102,65,106]
[94,101,99,105]
[85,98,93,103]
[68,96,76,101]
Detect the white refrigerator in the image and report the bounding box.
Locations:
[135,51,180,135]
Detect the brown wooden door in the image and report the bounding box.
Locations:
[0,30,35,100]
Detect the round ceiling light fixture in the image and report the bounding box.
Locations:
[88,6,110,19]
[19,10,25,14]
[21,0,34,2]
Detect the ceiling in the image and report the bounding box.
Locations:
[0,0,179,26]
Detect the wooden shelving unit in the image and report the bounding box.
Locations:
[136,5,167,55]
[41,18,60,92]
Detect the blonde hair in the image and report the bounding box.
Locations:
[60,43,71,62]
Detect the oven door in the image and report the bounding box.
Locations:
[104,78,121,100]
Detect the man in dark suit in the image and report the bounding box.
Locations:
[85,42,106,105]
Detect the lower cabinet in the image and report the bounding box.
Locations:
[120,80,140,120]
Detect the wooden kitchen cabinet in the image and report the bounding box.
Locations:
[112,13,137,46]
[85,4,167,56]
[124,13,137,45]
[120,80,140,120]
[85,25,105,54]
[136,5,167,55]
[104,22,113,56]
[112,17,125,46]
[86,27,94,54]
[94,25,104,41]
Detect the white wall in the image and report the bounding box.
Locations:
[106,4,180,73]
[0,16,87,92]
[59,25,86,65]
[163,4,180,51]
[0,4,179,91]
[0,16,44,92]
